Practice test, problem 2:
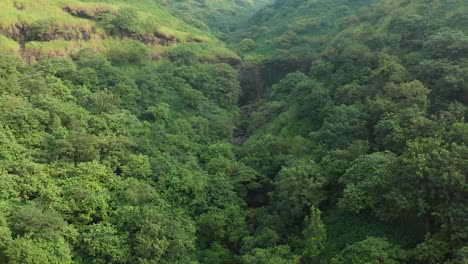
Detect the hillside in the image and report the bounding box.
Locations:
[0,0,467,263]
[154,0,271,38]
[0,0,238,63]
[0,0,246,263]
[233,0,373,61]
[235,0,468,263]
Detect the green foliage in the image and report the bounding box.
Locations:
[5,236,73,264]
[111,8,142,34]
[339,152,406,221]
[0,0,467,263]
[107,39,149,65]
[331,237,406,264]
[81,223,130,263]
[157,0,267,37]
[236,1,467,263]
[314,104,367,149]
[238,38,257,53]
[241,245,300,264]
[201,242,234,264]
[423,30,468,60]
[272,159,325,224]
[301,206,326,258]
[27,19,55,41]
[121,154,152,179]
[0,44,245,263]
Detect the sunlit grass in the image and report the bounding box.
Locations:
[1,0,98,27]
[0,35,20,53]
[0,0,235,63]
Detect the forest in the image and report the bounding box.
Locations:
[0,0,466,263]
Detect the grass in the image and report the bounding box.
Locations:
[0,35,20,53]
[0,0,236,63]
[0,0,102,28]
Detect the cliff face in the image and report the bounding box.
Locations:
[1,22,93,42]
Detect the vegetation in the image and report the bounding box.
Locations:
[235,0,467,263]
[0,0,236,63]
[153,0,270,39]
[0,0,466,263]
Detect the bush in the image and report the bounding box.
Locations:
[97,8,142,35]
[107,40,148,65]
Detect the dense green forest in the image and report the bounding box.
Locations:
[0,0,467,263]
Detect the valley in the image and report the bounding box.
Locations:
[0,0,467,263]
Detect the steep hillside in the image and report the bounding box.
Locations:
[233,0,378,103]
[235,0,468,263]
[0,0,237,63]
[154,0,271,38]
[233,0,374,62]
[0,1,248,263]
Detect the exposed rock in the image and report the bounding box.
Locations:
[1,21,94,42]
[154,31,176,41]
[0,23,25,42]
[217,55,241,66]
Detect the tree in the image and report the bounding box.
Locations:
[272,159,325,225]
[238,38,257,53]
[0,202,12,253]
[81,223,130,264]
[98,8,142,35]
[5,236,73,264]
[121,154,152,179]
[301,206,326,259]
[11,203,67,240]
[201,242,234,264]
[241,245,301,264]
[108,40,149,65]
[339,152,408,221]
[370,81,430,116]
[424,30,468,60]
[331,237,406,264]
[398,137,467,260]
[315,104,367,149]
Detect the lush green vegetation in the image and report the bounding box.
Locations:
[235,0,467,263]
[0,49,245,263]
[0,0,467,263]
[152,0,270,39]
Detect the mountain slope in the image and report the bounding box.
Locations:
[235,0,467,263]
[0,1,248,263]
[154,0,271,38]
[233,0,374,61]
[0,0,237,63]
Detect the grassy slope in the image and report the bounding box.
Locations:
[0,0,238,62]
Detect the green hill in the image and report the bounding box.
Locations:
[0,0,238,63]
